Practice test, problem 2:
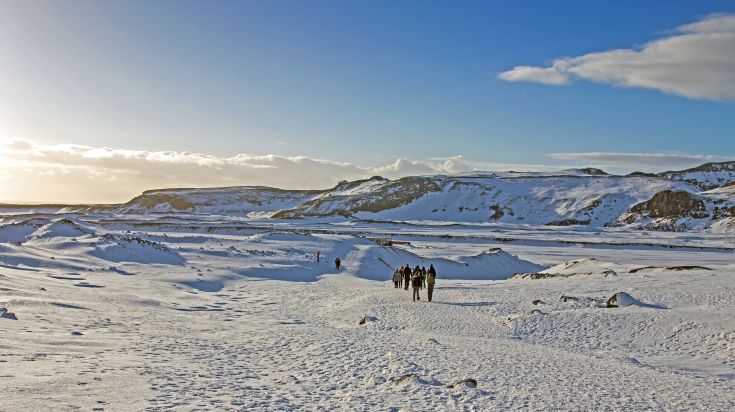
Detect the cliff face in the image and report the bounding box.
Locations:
[616,189,735,231]
[627,190,709,220]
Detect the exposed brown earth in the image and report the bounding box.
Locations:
[624,190,709,223]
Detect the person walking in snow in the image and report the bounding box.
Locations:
[427,264,436,302]
[413,265,422,289]
[421,266,427,288]
[316,251,320,263]
[392,267,401,288]
[403,264,411,290]
[335,257,341,271]
[411,269,422,301]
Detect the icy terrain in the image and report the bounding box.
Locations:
[1,213,733,410]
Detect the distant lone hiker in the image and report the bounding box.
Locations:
[316,251,320,263]
[335,257,341,270]
[427,264,436,302]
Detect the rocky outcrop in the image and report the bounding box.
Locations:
[578,167,608,176]
[606,292,636,308]
[623,190,708,223]
[627,171,657,177]
[529,309,545,315]
[489,204,504,220]
[629,265,712,273]
[273,176,442,218]
[545,219,591,226]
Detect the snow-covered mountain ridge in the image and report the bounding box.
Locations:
[655,161,735,190]
[3,163,734,232]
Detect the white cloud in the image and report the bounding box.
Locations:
[496,63,571,85]
[429,156,565,173]
[371,158,437,176]
[498,14,735,100]
[0,139,468,203]
[548,152,734,171]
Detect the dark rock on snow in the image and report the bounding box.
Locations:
[606,292,637,308]
[0,307,18,320]
[529,309,545,315]
[392,374,416,385]
[447,378,478,389]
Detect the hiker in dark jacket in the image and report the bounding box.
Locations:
[421,266,427,288]
[403,265,411,290]
[411,270,422,301]
[427,264,436,302]
[335,257,341,270]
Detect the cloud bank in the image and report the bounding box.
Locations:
[0,139,472,203]
[498,14,735,100]
[548,152,735,171]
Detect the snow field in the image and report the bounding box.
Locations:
[0,217,733,410]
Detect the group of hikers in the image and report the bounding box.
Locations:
[324,253,436,302]
[392,264,437,302]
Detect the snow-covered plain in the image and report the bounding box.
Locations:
[1,214,734,410]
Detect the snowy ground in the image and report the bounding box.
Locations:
[1,215,734,410]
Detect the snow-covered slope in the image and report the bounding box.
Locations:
[349,175,691,226]
[269,174,732,231]
[116,186,322,217]
[1,220,733,410]
[94,162,734,231]
[0,218,540,280]
[657,161,735,190]
[617,189,735,231]
[4,162,735,232]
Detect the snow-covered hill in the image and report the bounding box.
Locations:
[656,161,735,190]
[270,175,731,231]
[4,163,734,232]
[114,186,322,217]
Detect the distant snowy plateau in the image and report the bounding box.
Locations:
[1,162,734,410]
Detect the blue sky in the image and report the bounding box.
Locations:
[1,1,734,202]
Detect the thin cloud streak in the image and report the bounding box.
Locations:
[548,152,735,171]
